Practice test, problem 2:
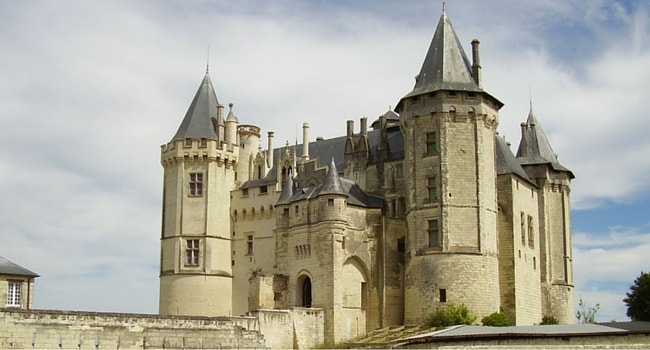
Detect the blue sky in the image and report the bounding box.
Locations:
[0,0,648,322]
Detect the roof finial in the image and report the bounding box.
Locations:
[206,44,210,74]
[442,1,446,13]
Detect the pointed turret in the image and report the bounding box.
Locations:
[171,73,220,141]
[277,170,294,204]
[405,11,480,98]
[516,105,574,177]
[397,9,501,110]
[319,158,346,196]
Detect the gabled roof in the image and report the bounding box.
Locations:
[516,105,574,178]
[0,256,39,277]
[170,73,220,141]
[403,11,480,99]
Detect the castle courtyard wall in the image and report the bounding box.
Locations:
[0,309,265,349]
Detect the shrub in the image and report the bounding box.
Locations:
[425,303,477,328]
[540,315,559,325]
[481,311,511,327]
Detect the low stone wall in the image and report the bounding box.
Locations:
[251,308,325,349]
[0,308,266,349]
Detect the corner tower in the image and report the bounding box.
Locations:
[159,70,238,316]
[516,105,575,324]
[396,10,503,323]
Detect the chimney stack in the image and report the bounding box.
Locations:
[471,39,482,87]
[267,131,274,168]
[302,123,310,162]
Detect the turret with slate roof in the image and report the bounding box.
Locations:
[516,104,574,177]
[396,8,503,325]
[159,70,238,318]
[515,103,575,324]
[171,70,223,142]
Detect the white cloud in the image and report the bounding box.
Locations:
[574,227,650,321]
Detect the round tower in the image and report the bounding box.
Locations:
[159,72,238,316]
[396,11,503,324]
[236,120,261,183]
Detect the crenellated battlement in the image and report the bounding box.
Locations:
[160,138,238,168]
[237,124,260,137]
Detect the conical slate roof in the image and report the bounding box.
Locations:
[277,171,295,205]
[516,106,574,177]
[403,11,481,99]
[171,73,220,141]
[319,158,347,196]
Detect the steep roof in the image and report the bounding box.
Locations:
[496,135,536,186]
[170,73,220,141]
[0,256,39,277]
[516,105,574,177]
[277,171,294,205]
[403,11,480,98]
[319,158,347,196]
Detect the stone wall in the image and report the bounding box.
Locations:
[0,308,265,349]
[250,308,325,350]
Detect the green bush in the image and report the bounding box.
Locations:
[540,315,559,325]
[425,303,477,328]
[481,312,511,327]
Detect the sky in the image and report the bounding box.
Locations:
[1,0,648,323]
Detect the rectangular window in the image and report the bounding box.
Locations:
[520,212,526,246]
[427,177,437,202]
[185,239,199,266]
[184,138,192,147]
[199,138,207,147]
[528,215,534,248]
[396,163,404,178]
[397,238,405,253]
[189,173,203,196]
[6,281,21,307]
[439,288,447,303]
[327,198,334,206]
[247,235,254,255]
[242,188,249,196]
[428,219,439,247]
[260,185,268,194]
[426,132,438,155]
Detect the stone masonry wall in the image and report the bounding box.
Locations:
[0,309,265,349]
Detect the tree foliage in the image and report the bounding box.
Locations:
[623,271,650,321]
[425,303,477,328]
[481,312,511,327]
[540,315,559,325]
[576,296,600,324]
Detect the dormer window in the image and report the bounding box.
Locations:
[184,138,193,147]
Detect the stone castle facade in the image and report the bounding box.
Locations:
[158,11,575,343]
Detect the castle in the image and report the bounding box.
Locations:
[158,10,575,343]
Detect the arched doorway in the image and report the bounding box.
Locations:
[302,277,312,307]
[297,274,312,307]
